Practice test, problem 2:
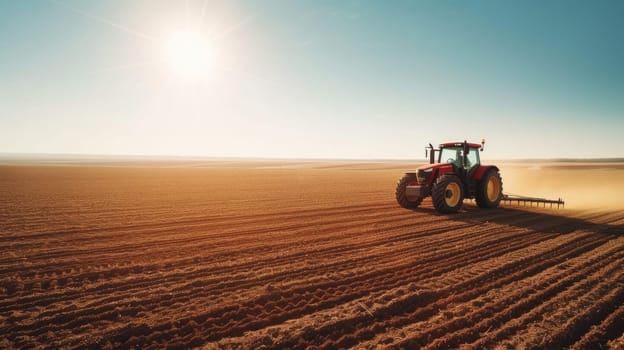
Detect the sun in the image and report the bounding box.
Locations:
[164,30,213,81]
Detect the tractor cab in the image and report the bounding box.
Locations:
[437,142,482,174]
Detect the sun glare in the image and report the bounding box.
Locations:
[164,30,213,81]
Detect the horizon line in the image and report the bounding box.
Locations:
[1,152,624,163]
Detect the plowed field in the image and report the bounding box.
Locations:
[1,161,624,349]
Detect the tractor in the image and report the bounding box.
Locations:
[395,139,503,213]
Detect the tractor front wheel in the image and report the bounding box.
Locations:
[476,169,503,208]
[395,174,423,209]
[432,175,464,213]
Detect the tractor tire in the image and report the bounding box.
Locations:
[475,169,503,208]
[395,174,423,209]
[431,174,464,213]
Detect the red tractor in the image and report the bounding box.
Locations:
[396,139,503,213]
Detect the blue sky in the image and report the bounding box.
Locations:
[1,0,622,159]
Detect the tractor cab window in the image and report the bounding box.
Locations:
[440,147,481,171]
[439,147,462,167]
[465,148,480,172]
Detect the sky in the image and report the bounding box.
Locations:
[1,0,623,160]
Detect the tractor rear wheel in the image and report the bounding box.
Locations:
[476,169,503,208]
[432,174,464,213]
[395,174,423,209]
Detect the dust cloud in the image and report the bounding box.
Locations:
[499,162,624,210]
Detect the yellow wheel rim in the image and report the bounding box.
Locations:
[487,176,501,202]
[444,182,461,207]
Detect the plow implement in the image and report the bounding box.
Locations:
[501,194,565,209]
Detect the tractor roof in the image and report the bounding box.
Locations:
[439,142,482,149]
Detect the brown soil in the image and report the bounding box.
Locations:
[1,161,623,349]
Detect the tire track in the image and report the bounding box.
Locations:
[570,304,624,350]
[210,231,611,349]
[1,219,530,344]
[3,215,552,346]
[401,238,624,349]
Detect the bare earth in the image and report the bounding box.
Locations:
[1,160,624,349]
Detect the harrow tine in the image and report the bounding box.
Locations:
[501,194,565,209]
